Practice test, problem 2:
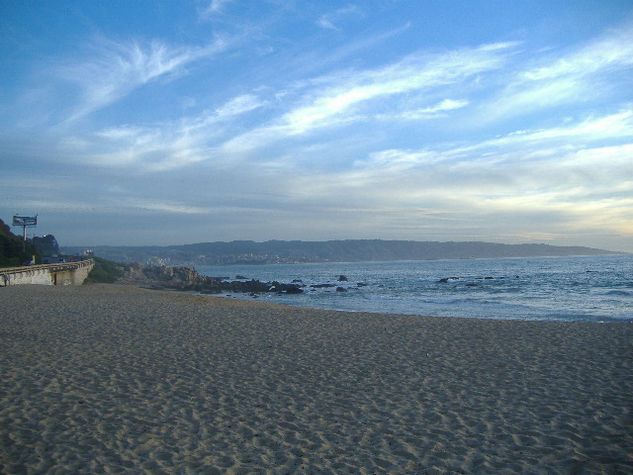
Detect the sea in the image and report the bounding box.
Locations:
[197,254,633,322]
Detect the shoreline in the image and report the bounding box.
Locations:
[2,284,632,472]
[193,254,633,323]
[102,255,633,322]
[197,289,633,323]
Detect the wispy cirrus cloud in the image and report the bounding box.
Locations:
[451,108,633,155]
[55,36,228,123]
[316,5,363,31]
[214,94,266,117]
[283,42,514,132]
[480,23,633,122]
[130,200,212,214]
[521,24,633,81]
[221,42,516,153]
[283,130,633,240]
[69,124,203,171]
[198,0,233,19]
[352,108,633,176]
[375,98,469,121]
[303,109,633,240]
[61,92,265,171]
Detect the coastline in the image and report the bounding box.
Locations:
[195,254,633,322]
[1,284,632,472]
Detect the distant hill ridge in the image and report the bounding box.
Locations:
[63,239,618,266]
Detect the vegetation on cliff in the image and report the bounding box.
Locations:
[85,257,125,283]
[31,235,60,257]
[0,219,40,267]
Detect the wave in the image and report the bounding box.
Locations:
[603,290,633,297]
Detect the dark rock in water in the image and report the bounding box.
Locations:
[292,279,303,283]
[336,286,347,292]
[466,283,478,287]
[357,282,368,287]
[280,284,303,294]
[439,278,449,283]
[269,281,303,294]
[119,263,302,294]
[337,275,348,281]
[485,276,494,280]
[235,275,247,279]
[223,279,269,293]
[311,283,336,288]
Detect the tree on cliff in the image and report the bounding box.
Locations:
[0,219,40,267]
[32,234,60,257]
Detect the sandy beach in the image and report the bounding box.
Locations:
[1,284,631,473]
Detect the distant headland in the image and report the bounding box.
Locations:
[62,239,619,267]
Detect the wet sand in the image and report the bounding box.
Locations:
[1,284,632,473]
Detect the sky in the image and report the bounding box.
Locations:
[1,1,632,252]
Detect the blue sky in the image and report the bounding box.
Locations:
[1,1,632,252]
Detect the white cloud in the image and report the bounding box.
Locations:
[421,98,469,113]
[199,0,233,18]
[214,94,265,117]
[377,98,469,120]
[282,43,512,132]
[480,24,633,122]
[131,201,212,214]
[58,92,268,170]
[454,108,633,154]
[334,110,633,223]
[356,149,441,172]
[521,25,633,81]
[221,42,515,151]
[57,37,227,122]
[483,77,586,121]
[317,5,362,31]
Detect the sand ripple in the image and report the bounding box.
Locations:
[1,284,632,473]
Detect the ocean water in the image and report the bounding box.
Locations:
[197,255,633,322]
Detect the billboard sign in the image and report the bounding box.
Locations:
[12,215,37,226]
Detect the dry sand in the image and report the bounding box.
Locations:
[1,284,632,474]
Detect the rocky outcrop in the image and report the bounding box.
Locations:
[119,263,303,294]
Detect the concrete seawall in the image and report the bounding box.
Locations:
[0,259,94,287]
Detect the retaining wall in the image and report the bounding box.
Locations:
[0,259,95,287]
